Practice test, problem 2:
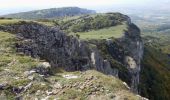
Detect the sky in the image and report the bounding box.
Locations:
[0,0,170,15]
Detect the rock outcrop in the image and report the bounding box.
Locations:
[0,15,143,93]
[0,22,116,77]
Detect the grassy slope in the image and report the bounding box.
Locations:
[57,13,129,40]
[0,19,21,25]
[69,24,127,40]
[0,31,40,99]
[0,19,55,27]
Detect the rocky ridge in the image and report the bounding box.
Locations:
[0,13,143,95]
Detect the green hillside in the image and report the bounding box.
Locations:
[55,13,129,33]
[2,7,95,19]
[53,13,129,40]
[140,45,170,100]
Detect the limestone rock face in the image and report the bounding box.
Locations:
[90,48,116,76]
[107,23,143,93]
[122,23,143,93]
[3,22,90,71]
[125,56,137,69]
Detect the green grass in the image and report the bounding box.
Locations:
[35,21,55,26]
[0,18,55,26]
[69,24,127,40]
[60,15,82,22]
[0,19,21,25]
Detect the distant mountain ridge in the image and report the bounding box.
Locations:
[2,7,96,19]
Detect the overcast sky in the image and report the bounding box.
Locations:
[0,0,169,15]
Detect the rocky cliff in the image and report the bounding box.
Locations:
[120,23,143,93]
[0,14,143,94]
